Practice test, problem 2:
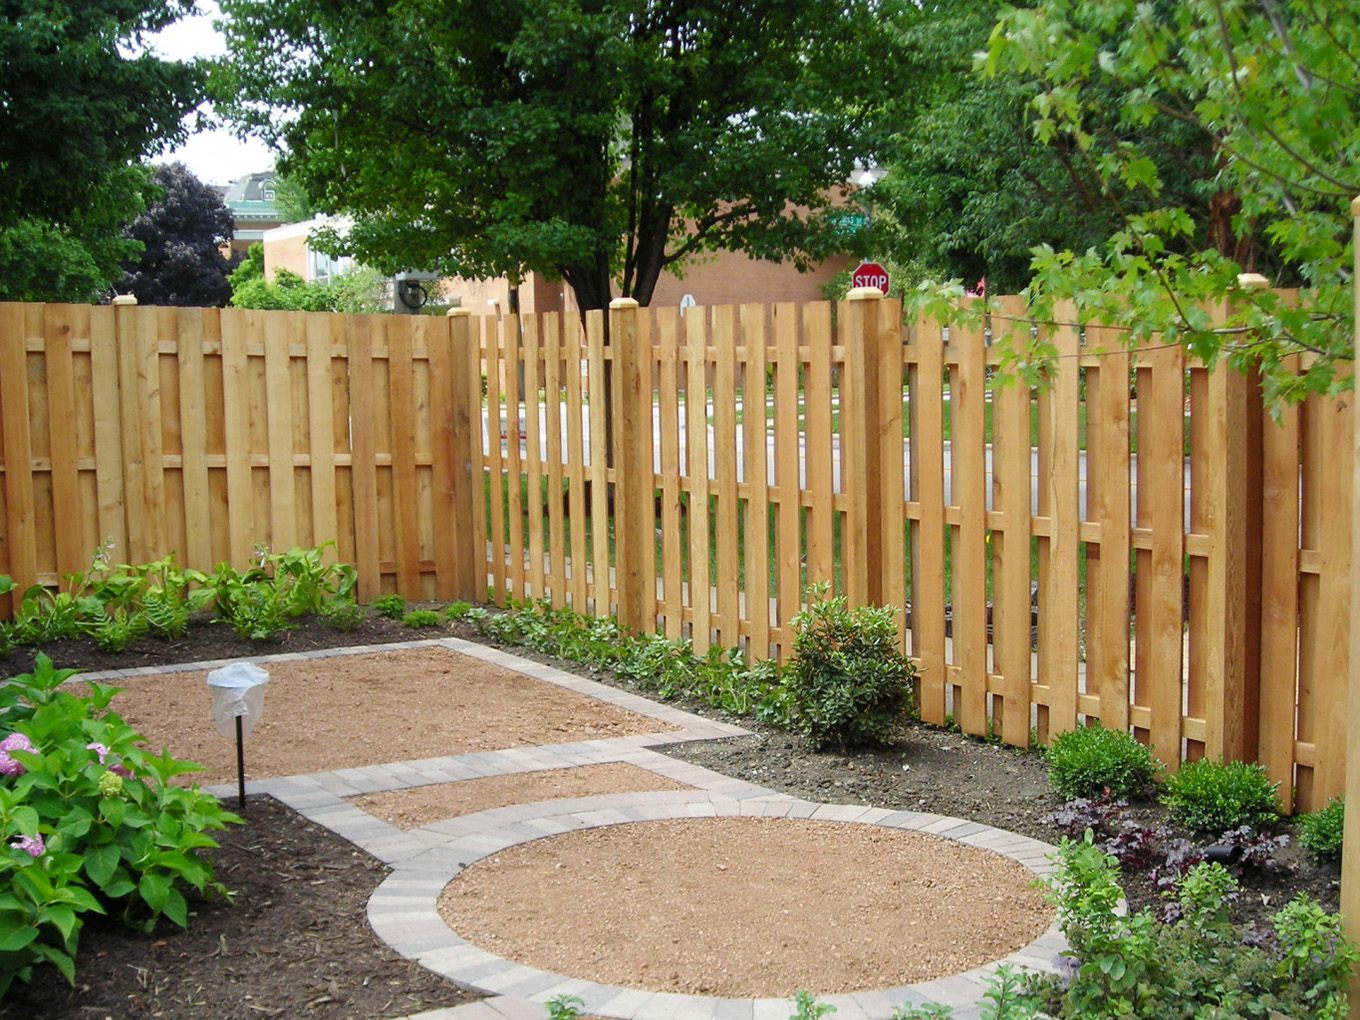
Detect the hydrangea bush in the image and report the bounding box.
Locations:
[0,655,240,994]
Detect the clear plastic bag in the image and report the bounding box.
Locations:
[206,662,269,739]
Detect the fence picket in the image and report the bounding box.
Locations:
[742,303,771,660]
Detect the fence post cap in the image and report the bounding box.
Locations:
[446,307,471,317]
[609,297,640,310]
[1236,273,1270,292]
[847,287,884,301]
[111,294,138,306]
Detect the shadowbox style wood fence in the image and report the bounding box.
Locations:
[0,294,1349,811]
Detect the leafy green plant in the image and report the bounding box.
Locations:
[1299,795,1345,863]
[1046,724,1161,800]
[85,604,151,652]
[265,543,358,616]
[372,594,408,620]
[317,597,366,633]
[444,600,473,620]
[790,990,835,1020]
[545,994,584,1020]
[1162,758,1281,837]
[402,609,443,629]
[785,584,917,750]
[0,655,239,994]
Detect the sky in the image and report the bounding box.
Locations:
[146,1,275,186]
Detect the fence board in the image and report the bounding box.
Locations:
[504,317,526,602]
[522,316,546,600]
[1085,329,1132,732]
[564,323,589,613]
[1139,338,1187,763]
[742,303,771,660]
[264,310,299,553]
[685,305,712,651]
[484,318,508,602]
[1258,358,1301,806]
[1313,382,1352,802]
[773,303,802,660]
[0,304,37,590]
[657,309,684,637]
[804,303,835,590]
[44,305,83,577]
[586,312,610,616]
[1043,309,1082,737]
[347,315,381,599]
[910,315,948,726]
[544,314,567,607]
[990,297,1034,745]
[177,308,213,572]
[952,315,989,737]
[712,306,741,647]
[387,316,421,595]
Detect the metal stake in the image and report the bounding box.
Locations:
[235,714,246,809]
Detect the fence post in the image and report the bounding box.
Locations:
[842,286,887,607]
[446,308,482,600]
[1343,195,1360,1019]
[610,298,655,634]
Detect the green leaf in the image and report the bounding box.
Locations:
[138,871,170,914]
[84,842,119,886]
[0,924,38,952]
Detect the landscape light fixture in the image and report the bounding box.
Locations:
[206,663,270,809]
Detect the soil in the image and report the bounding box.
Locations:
[0,609,1344,1019]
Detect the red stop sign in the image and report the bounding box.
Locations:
[851,261,890,295]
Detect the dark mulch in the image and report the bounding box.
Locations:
[0,609,1343,1017]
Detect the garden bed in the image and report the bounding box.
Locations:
[0,609,1344,1019]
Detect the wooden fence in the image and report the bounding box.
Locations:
[0,295,1349,811]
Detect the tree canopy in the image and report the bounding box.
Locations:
[0,0,205,301]
[214,0,905,312]
[871,0,1224,296]
[118,163,237,307]
[974,0,1359,403]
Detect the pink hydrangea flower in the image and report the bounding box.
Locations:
[0,733,34,777]
[86,741,111,763]
[110,763,134,779]
[10,833,43,858]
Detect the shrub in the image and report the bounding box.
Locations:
[317,597,366,633]
[372,593,407,620]
[444,601,473,620]
[785,584,916,751]
[1299,795,1344,862]
[402,609,444,629]
[1162,758,1281,837]
[0,655,239,994]
[1046,724,1160,800]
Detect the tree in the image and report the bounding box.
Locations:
[0,0,204,301]
[0,167,151,303]
[214,0,905,313]
[975,0,1359,404]
[871,1,1248,297]
[118,164,238,307]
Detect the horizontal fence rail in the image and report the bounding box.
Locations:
[0,295,1348,811]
